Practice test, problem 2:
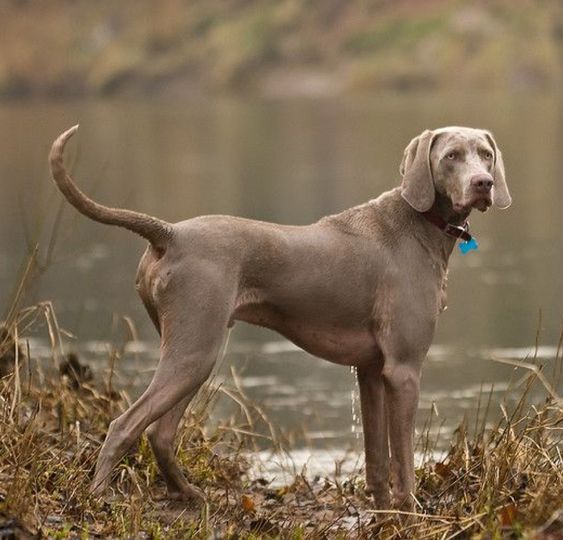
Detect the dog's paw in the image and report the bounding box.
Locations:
[391,493,415,513]
[88,482,120,506]
[168,483,206,506]
[89,479,109,499]
[365,484,391,510]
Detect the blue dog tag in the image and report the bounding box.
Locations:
[459,237,478,255]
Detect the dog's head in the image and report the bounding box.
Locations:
[399,127,511,214]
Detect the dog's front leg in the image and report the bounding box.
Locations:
[382,361,421,511]
[357,363,390,509]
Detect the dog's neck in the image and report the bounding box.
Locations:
[402,191,471,267]
[421,193,473,244]
[329,188,472,267]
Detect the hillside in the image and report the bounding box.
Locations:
[1,0,563,98]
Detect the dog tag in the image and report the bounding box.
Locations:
[459,237,478,255]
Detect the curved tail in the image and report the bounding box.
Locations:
[49,125,173,247]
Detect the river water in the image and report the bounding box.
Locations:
[1,93,562,475]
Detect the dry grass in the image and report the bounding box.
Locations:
[0,300,562,539]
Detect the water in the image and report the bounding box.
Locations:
[350,366,361,441]
[1,93,562,473]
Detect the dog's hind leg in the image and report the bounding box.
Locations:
[90,276,233,498]
[146,326,232,501]
[145,392,202,501]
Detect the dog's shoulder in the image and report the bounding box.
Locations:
[318,187,405,238]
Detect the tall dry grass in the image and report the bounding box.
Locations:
[1,297,561,538]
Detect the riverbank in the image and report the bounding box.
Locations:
[1,303,562,538]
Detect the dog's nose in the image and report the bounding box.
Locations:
[470,174,494,193]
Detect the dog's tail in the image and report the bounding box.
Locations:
[49,125,173,248]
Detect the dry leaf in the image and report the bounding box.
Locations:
[499,503,518,527]
[241,494,256,513]
[435,462,453,479]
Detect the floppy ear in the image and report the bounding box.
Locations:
[400,129,437,212]
[484,131,511,209]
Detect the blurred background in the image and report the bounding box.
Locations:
[1,0,563,97]
[1,0,562,472]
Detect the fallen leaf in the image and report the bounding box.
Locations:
[435,462,453,479]
[499,503,518,527]
[241,494,256,513]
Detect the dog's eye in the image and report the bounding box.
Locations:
[484,151,494,160]
[445,152,457,160]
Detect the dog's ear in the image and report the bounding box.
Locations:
[400,129,437,213]
[483,131,511,209]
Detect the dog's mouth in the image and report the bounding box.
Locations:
[453,194,492,214]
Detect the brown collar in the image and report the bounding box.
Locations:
[421,206,472,242]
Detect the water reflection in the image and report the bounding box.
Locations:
[23,335,560,456]
[1,94,562,461]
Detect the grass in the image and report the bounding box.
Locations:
[1,295,562,539]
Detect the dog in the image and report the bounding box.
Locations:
[49,125,510,509]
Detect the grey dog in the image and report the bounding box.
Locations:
[49,125,510,510]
